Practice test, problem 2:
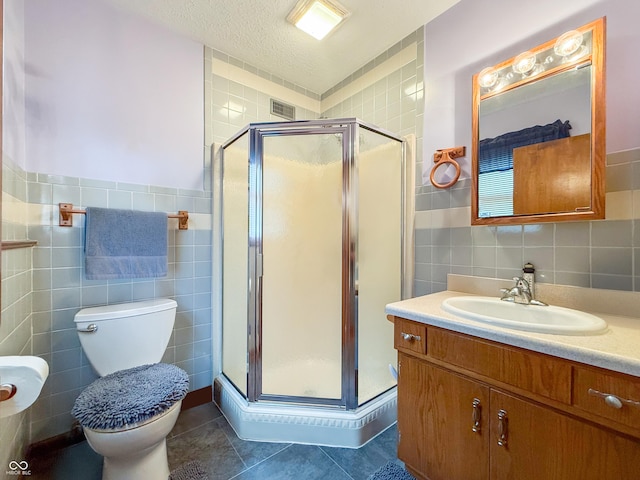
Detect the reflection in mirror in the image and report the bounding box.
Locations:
[471,17,605,225]
[478,67,591,217]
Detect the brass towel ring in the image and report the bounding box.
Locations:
[430,146,465,189]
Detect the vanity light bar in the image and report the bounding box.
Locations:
[477,27,593,99]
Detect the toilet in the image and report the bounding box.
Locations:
[71,299,188,480]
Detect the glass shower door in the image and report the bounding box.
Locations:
[356,126,403,405]
[221,131,250,395]
[258,129,346,403]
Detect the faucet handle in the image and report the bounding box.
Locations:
[515,277,531,291]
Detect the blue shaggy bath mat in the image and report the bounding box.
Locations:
[368,460,416,480]
[72,363,189,430]
[169,460,209,480]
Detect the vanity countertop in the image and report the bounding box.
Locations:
[386,289,640,378]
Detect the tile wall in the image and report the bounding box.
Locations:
[1,159,33,473]
[320,29,424,297]
[205,47,321,150]
[321,28,424,144]
[26,173,213,442]
[205,27,424,149]
[414,148,640,295]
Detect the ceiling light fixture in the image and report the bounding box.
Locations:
[287,0,350,40]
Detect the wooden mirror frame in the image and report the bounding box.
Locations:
[471,17,606,225]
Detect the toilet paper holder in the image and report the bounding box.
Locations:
[0,356,49,418]
[0,383,18,402]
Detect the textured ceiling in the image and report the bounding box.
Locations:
[102,0,460,94]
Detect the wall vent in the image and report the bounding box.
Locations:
[270,99,296,120]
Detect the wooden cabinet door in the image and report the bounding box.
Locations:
[513,133,591,215]
[398,353,489,480]
[490,390,640,480]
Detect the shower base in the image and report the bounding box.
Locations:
[213,375,397,448]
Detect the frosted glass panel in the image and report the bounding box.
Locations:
[222,133,249,395]
[357,129,402,405]
[261,133,343,399]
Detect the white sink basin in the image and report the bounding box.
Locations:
[441,296,608,335]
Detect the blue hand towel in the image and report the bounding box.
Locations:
[85,207,168,280]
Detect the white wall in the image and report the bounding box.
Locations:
[423,0,640,183]
[3,0,26,170]
[23,0,204,190]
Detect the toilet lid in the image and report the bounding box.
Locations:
[72,363,189,431]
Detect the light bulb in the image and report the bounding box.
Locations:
[512,51,537,75]
[554,30,584,57]
[478,67,499,88]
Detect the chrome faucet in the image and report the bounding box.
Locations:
[500,263,548,306]
[500,277,533,304]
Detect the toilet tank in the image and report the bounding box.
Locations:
[74,299,177,376]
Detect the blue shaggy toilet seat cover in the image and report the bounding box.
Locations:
[72,363,189,431]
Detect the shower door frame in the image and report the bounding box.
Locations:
[248,121,356,408]
[221,118,405,411]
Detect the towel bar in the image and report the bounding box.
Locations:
[58,203,189,230]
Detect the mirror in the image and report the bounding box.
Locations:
[471,17,606,225]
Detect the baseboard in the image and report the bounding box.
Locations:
[181,385,213,410]
[25,421,84,462]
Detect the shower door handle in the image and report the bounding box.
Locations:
[256,253,263,278]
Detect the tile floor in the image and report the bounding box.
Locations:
[28,402,399,479]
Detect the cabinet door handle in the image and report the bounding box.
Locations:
[588,388,640,409]
[401,332,421,342]
[472,398,482,433]
[497,409,508,447]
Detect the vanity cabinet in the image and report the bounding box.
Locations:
[393,317,640,480]
[398,355,489,480]
[489,389,640,479]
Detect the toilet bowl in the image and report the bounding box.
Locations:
[71,299,188,480]
[83,401,182,480]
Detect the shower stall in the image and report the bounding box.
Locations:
[215,118,406,447]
